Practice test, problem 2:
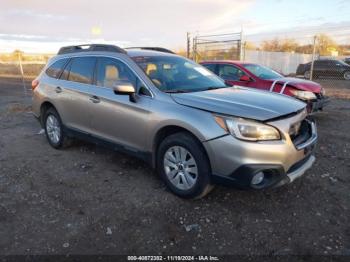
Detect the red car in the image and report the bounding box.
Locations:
[200,60,329,113]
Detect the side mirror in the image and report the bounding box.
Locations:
[239,75,251,82]
[113,81,137,102]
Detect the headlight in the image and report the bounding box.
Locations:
[214,116,281,141]
[290,89,316,100]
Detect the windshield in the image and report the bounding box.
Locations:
[242,64,283,80]
[132,55,226,93]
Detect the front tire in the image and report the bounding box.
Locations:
[157,132,213,199]
[43,107,66,149]
[344,71,350,80]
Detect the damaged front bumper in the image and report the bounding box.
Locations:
[308,96,331,113]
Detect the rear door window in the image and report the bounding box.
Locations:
[67,57,96,84]
[45,58,69,79]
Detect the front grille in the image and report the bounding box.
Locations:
[290,120,312,147]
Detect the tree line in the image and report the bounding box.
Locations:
[246,34,350,56]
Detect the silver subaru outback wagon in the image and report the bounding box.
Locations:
[32,44,317,199]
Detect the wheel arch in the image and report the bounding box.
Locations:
[151,125,210,170]
[39,101,57,127]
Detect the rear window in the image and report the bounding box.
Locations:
[67,57,96,84]
[45,58,69,79]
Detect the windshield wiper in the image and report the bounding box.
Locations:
[164,89,189,93]
[203,86,226,91]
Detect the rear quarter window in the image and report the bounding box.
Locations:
[45,58,69,78]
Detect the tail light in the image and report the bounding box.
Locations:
[31,79,39,90]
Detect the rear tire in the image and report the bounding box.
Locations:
[304,71,311,79]
[43,107,68,149]
[344,71,350,80]
[156,132,214,199]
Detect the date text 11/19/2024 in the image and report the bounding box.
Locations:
[127,255,220,261]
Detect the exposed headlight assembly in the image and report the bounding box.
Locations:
[290,89,316,100]
[214,116,281,141]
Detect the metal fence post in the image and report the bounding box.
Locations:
[310,35,317,81]
[186,32,191,59]
[239,28,244,61]
[192,36,197,62]
[242,41,247,62]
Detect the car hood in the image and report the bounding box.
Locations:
[268,77,322,93]
[171,87,306,121]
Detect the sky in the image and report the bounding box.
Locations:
[0,0,349,53]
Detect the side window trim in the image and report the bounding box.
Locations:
[58,58,71,80]
[92,56,98,85]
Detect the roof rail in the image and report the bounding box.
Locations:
[125,47,175,54]
[57,44,127,55]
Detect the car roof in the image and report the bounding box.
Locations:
[54,46,178,60]
[200,60,255,65]
[54,49,175,59]
[316,59,341,62]
[126,49,178,57]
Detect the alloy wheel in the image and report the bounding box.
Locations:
[163,146,198,191]
[344,71,350,80]
[46,114,61,144]
[304,71,311,79]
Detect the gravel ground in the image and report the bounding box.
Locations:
[0,77,349,258]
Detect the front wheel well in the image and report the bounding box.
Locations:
[152,125,209,169]
[40,102,56,127]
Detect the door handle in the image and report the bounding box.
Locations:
[55,86,63,93]
[89,95,100,103]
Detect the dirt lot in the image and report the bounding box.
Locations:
[0,77,349,257]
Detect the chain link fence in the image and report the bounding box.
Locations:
[188,32,242,63]
[186,30,350,99]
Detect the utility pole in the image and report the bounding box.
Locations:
[310,35,317,81]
